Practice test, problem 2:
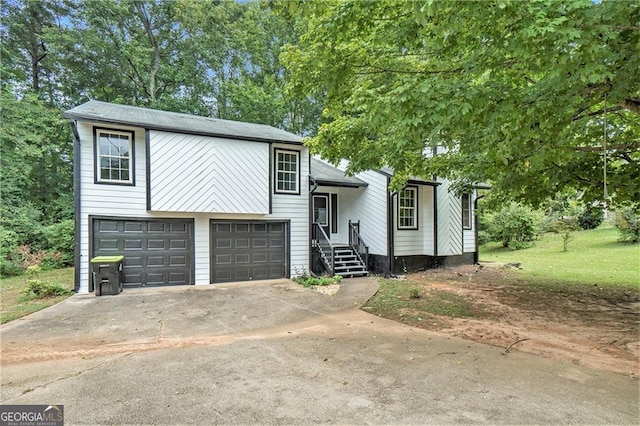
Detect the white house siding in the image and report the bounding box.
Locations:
[149,131,269,214]
[269,143,309,276]
[78,121,147,293]
[393,185,435,256]
[436,180,464,256]
[77,121,308,293]
[348,170,388,256]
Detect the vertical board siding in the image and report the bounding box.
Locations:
[149,131,269,214]
[393,186,434,256]
[437,180,464,256]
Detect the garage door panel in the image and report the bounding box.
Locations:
[93,218,193,288]
[124,222,144,232]
[97,238,119,251]
[169,255,187,267]
[211,221,288,284]
[98,221,119,232]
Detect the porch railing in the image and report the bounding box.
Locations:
[348,220,369,269]
[312,223,335,275]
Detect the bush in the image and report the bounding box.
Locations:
[0,258,24,277]
[293,274,342,287]
[0,227,23,277]
[23,279,72,298]
[42,220,74,253]
[577,206,604,230]
[614,204,640,243]
[489,202,542,249]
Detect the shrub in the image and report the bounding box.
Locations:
[42,220,74,253]
[614,204,640,243]
[293,274,342,287]
[23,279,72,298]
[577,206,604,230]
[489,202,543,249]
[0,259,24,277]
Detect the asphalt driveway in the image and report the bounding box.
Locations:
[1,278,638,425]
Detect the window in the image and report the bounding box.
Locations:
[275,149,299,194]
[398,186,418,230]
[462,193,472,229]
[95,128,134,185]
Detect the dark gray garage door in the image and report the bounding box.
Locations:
[210,221,288,283]
[92,218,194,287]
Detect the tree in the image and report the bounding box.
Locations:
[175,0,322,134]
[280,0,639,204]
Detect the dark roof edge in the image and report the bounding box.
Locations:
[407,179,441,187]
[62,112,304,146]
[310,176,368,188]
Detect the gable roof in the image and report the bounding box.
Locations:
[63,100,303,145]
[310,158,368,188]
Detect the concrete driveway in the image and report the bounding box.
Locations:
[1,278,638,425]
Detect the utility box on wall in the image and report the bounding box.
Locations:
[90,256,124,296]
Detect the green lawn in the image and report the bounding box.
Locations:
[0,268,75,324]
[480,226,639,288]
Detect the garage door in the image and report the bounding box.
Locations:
[210,221,288,283]
[92,218,194,288]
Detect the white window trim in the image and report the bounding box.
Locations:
[274,148,300,194]
[95,128,135,185]
[398,186,418,230]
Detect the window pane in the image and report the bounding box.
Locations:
[99,136,110,155]
[275,150,298,193]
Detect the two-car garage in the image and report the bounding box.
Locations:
[91,218,289,288]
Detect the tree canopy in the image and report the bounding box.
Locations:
[281,0,639,205]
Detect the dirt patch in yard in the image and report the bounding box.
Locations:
[373,265,640,377]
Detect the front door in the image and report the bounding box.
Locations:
[312,194,330,238]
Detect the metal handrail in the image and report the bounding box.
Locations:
[312,223,335,275]
[348,220,369,269]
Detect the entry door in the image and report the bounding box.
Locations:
[313,194,330,238]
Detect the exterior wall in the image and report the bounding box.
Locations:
[76,121,308,293]
[393,185,435,256]
[463,190,477,253]
[149,130,269,214]
[269,143,309,276]
[345,168,389,256]
[436,179,464,256]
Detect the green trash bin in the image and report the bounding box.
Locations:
[90,256,124,296]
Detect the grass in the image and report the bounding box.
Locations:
[365,278,482,325]
[0,268,75,324]
[364,226,638,328]
[480,225,639,289]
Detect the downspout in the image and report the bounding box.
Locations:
[473,193,486,264]
[432,144,439,263]
[433,185,438,260]
[387,176,396,277]
[71,120,81,293]
[309,176,319,276]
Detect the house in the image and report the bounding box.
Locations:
[64,100,309,293]
[308,158,482,277]
[64,101,480,293]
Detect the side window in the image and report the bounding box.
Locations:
[275,149,300,194]
[95,128,135,185]
[462,193,472,229]
[398,186,418,230]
